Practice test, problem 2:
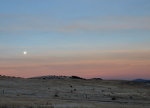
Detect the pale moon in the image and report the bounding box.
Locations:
[23,51,27,55]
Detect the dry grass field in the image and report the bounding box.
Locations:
[0,76,150,108]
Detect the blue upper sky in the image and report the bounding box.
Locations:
[0,0,150,16]
[0,0,150,56]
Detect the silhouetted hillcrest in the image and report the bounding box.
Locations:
[29,75,104,80]
[30,75,69,79]
[0,74,103,80]
[70,76,85,79]
[89,78,103,80]
[29,75,85,80]
[0,75,21,79]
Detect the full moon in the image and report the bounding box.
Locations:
[23,51,27,55]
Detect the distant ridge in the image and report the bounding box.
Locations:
[29,75,86,80]
[29,75,103,80]
[0,75,21,79]
[132,79,150,82]
[29,75,70,79]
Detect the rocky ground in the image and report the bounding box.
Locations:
[0,75,150,108]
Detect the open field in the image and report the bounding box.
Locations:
[0,76,150,108]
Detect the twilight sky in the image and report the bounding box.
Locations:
[0,0,150,79]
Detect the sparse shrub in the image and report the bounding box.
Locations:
[129,96,133,99]
[111,97,116,100]
[70,85,73,88]
[54,91,59,97]
[70,76,84,79]
[90,78,103,80]
[54,94,59,97]
[17,94,20,96]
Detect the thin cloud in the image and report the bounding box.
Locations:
[0,15,150,34]
[63,16,150,32]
